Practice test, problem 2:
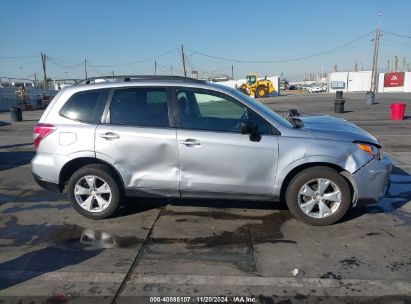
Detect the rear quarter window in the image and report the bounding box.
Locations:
[60,89,109,123]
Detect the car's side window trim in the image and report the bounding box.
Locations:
[166,87,178,128]
[101,86,174,128]
[101,88,114,124]
[171,87,280,135]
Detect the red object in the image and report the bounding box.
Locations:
[384,72,405,87]
[390,103,406,120]
[33,123,56,149]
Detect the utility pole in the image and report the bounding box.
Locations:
[393,56,398,72]
[354,60,358,72]
[231,65,234,80]
[112,71,114,76]
[84,59,88,79]
[181,45,187,77]
[41,52,47,89]
[33,73,37,88]
[370,13,381,97]
[387,59,390,72]
[154,60,157,76]
[402,56,406,72]
[407,63,410,72]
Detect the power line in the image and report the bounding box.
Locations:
[0,55,38,59]
[184,53,232,77]
[0,76,34,81]
[91,48,179,67]
[382,30,411,39]
[47,57,83,69]
[189,31,375,64]
[47,55,83,66]
[156,62,183,75]
[380,38,411,47]
[87,60,104,77]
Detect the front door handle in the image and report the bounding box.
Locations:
[180,138,202,147]
[99,132,120,140]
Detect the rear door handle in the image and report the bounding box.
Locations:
[180,138,202,147]
[99,132,120,140]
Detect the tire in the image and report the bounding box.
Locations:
[256,86,267,98]
[67,164,121,220]
[285,166,351,226]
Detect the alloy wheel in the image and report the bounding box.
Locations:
[74,175,112,212]
[297,178,342,218]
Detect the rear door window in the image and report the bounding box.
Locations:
[60,89,109,123]
[109,87,169,127]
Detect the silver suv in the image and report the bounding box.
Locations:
[32,76,392,225]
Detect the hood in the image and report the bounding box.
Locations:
[298,115,380,146]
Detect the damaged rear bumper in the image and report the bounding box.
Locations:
[352,156,392,206]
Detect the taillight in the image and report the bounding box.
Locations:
[33,123,56,149]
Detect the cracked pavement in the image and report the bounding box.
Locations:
[0,92,410,303]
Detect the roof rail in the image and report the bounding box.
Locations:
[80,75,205,84]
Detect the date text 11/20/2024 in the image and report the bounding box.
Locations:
[149,296,257,303]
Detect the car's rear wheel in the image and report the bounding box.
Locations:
[285,166,351,225]
[67,164,121,220]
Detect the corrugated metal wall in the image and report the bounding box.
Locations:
[0,87,58,111]
[347,71,371,92]
[328,72,349,93]
[378,72,411,93]
[328,71,373,93]
[403,72,411,92]
[329,71,411,93]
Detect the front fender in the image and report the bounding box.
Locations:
[272,137,372,197]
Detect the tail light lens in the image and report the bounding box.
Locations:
[33,123,56,149]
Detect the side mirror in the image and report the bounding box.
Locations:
[240,120,257,134]
[240,120,261,142]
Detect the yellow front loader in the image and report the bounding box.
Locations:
[239,74,275,98]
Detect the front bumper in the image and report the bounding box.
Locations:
[352,156,392,205]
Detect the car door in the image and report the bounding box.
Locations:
[175,87,279,199]
[95,86,179,197]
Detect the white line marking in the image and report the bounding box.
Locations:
[129,274,340,288]
[0,270,124,283]
[2,271,411,294]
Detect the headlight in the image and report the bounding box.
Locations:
[356,143,381,160]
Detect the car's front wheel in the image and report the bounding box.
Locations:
[285,166,352,225]
[67,164,121,220]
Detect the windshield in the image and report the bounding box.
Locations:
[223,86,294,128]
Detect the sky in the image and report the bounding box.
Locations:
[0,0,410,81]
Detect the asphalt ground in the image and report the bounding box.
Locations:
[0,92,410,303]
